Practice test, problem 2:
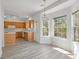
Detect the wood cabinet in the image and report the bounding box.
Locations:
[4,32,16,47]
[25,20,34,28]
[29,20,34,28]
[25,21,30,28]
[28,32,34,42]
[16,32,23,39]
[4,21,25,28]
[15,22,25,28]
[24,32,28,41]
[24,32,34,42]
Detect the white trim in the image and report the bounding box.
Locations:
[42,0,76,14]
[0,48,2,58]
[72,11,79,42]
[4,20,26,22]
[53,16,67,39]
[54,36,67,40]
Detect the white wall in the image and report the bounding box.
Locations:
[0,0,4,58]
[32,14,41,43]
[32,7,74,52]
[4,15,28,22]
[32,0,79,55]
[47,7,74,52]
[32,13,52,44]
[32,4,74,53]
[31,0,70,45]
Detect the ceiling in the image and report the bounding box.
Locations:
[2,0,58,16]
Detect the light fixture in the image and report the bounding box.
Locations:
[28,17,32,20]
[4,16,7,18]
[42,0,49,20]
[12,16,17,19]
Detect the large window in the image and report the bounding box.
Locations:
[41,16,49,36]
[73,10,79,42]
[43,20,49,36]
[54,16,67,38]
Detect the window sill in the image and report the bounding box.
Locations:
[54,36,67,40]
[41,35,50,37]
[73,41,79,45]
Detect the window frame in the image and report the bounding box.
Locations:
[53,15,67,39]
[41,15,50,37]
[72,10,79,42]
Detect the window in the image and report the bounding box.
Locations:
[42,17,49,36]
[73,10,79,42]
[54,16,67,38]
[43,20,48,36]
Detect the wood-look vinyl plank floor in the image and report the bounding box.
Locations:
[2,39,73,59]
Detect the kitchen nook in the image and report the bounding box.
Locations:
[4,16,34,47]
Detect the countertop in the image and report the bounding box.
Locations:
[4,28,34,32]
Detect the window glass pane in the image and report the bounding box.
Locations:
[56,33,60,37]
[78,28,79,40]
[42,18,49,36]
[54,16,67,38]
[73,11,79,42]
[76,12,79,26]
[74,27,79,42]
[73,12,79,26]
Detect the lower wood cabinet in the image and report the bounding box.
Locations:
[24,32,28,41]
[4,32,16,47]
[4,31,34,47]
[28,32,34,42]
[24,32,34,42]
[16,32,23,39]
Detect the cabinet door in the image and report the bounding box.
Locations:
[29,20,34,28]
[25,22,30,28]
[24,32,28,41]
[25,20,34,28]
[28,32,34,42]
[16,32,23,39]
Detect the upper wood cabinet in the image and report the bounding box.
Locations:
[4,20,34,28]
[15,22,25,28]
[25,21,30,28]
[4,21,25,28]
[4,21,15,28]
[29,20,34,28]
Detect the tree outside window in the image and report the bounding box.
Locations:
[42,16,49,36]
[73,11,79,42]
[54,16,67,38]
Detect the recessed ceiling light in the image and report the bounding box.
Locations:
[4,16,7,18]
